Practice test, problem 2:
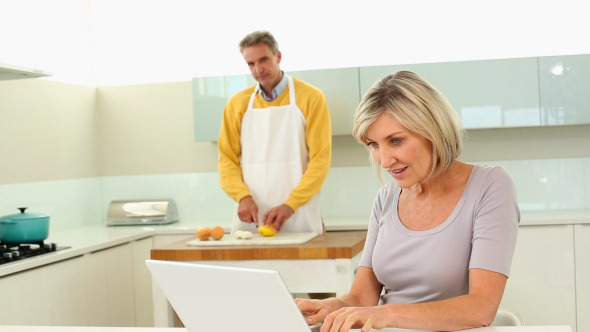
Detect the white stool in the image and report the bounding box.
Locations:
[492,308,525,326]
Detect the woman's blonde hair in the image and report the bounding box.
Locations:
[352,71,463,181]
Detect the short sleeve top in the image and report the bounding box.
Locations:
[359,164,520,304]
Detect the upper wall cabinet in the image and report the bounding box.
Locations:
[0,63,52,80]
[288,68,360,136]
[193,54,589,141]
[359,58,541,129]
[192,74,256,141]
[539,54,590,126]
[192,68,360,141]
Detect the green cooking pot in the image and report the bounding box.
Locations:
[0,207,50,243]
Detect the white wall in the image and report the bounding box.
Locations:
[1,0,590,231]
[2,0,590,85]
[0,0,94,85]
[86,0,590,85]
[0,79,97,183]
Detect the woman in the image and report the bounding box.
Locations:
[296,71,520,332]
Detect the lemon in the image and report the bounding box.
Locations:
[258,225,277,237]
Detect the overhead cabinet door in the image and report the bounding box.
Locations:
[192,68,360,141]
[359,57,541,129]
[287,67,360,136]
[192,74,256,141]
[539,54,590,126]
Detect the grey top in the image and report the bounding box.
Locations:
[359,164,520,304]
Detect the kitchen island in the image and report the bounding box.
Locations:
[150,231,367,327]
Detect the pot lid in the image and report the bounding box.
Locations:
[0,207,50,221]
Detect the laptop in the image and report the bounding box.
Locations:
[145,259,321,332]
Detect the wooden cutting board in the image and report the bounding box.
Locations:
[152,231,367,260]
[186,232,318,246]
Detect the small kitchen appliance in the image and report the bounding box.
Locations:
[107,199,179,226]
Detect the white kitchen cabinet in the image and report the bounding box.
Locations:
[85,238,157,327]
[192,54,590,138]
[500,225,577,331]
[192,68,360,141]
[0,241,152,327]
[0,256,88,325]
[0,62,51,80]
[85,243,135,327]
[287,68,360,135]
[132,237,155,327]
[574,224,590,332]
[192,74,256,141]
[539,54,590,126]
[359,57,541,129]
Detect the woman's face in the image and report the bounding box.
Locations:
[365,112,433,188]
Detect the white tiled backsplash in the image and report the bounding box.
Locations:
[1,157,588,232]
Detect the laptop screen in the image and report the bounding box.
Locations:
[146,259,315,332]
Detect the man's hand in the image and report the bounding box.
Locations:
[263,204,294,232]
[238,196,259,226]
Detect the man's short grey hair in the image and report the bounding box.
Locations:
[239,30,279,54]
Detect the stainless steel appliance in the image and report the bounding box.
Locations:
[107,199,179,226]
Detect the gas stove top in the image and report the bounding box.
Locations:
[0,241,70,265]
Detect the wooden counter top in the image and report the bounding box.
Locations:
[150,231,366,261]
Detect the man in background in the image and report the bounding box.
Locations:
[217,30,331,234]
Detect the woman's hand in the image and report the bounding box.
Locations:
[295,298,339,326]
[319,305,391,332]
[296,267,384,331]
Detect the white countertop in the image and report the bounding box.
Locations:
[0,325,573,332]
[1,208,589,278]
[335,209,590,228]
[519,208,590,226]
[0,221,198,277]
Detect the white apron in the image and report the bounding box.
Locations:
[231,76,322,234]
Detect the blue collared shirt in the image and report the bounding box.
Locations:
[259,72,287,102]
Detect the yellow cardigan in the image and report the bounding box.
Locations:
[217,77,332,212]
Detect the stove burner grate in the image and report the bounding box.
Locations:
[0,241,67,265]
